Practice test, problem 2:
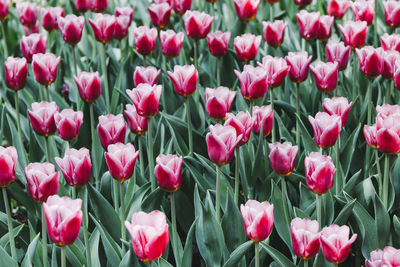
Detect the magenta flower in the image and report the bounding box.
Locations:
[160,30,184,58]
[41,7,64,32]
[4,57,28,91]
[58,15,85,46]
[97,114,127,150]
[154,154,183,192]
[285,51,313,83]
[296,10,320,40]
[240,200,274,242]
[252,105,274,137]
[134,66,161,87]
[133,26,158,56]
[167,65,198,97]
[124,104,148,135]
[148,3,172,29]
[258,55,290,88]
[233,33,262,62]
[126,84,162,118]
[204,87,236,120]
[207,31,231,57]
[16,2,38,27]
[20,33,47,63]
[32,53,61,86]
[328,0,351,19]
[290,218,320,260]
[54,109,83,141]
[88,14,116,43]
[310,61,339,93]
[25,162,59,203]
[28,101,59,137]
[184,10,213,40]
[308,112,341,148]
[234,0,260,22]
[262,20,287,48]
[55,148,92,187]
[234,65,268,101]
[322,97,353,127]
[351,0,375,26]
[305,152,336,195]
[338,20,368,49]
[383,1,400,28]
[224,111,253,146]
[356,46,384,78]
[0,146,18,187]
[105,143,140,182]
[74,72,102,103]
[325,40,351,71]
[269,142,298,177]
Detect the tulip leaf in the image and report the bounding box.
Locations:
[340,124,361,178]
[0,245,18,267]
[260,241,296,267]
[140,187,165,212]
[333,199,356,225]
[21,233,40,267]
[393,216,400,248]
[294,114,317,154]
[181,217,198,267]
[158,258,174,267]
[0,224,24,248]
[373,193,390,249]
[66,243,86,267]
[89,228,101,267]
[223,240,253,267]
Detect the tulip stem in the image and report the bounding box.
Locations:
[386,80,392,104]
[270,4,273,20]
[79,187,91,267]
[1,21,8,57]
[234,147,240,205]
[185,98,193,154]
[335,138,341,194]
[317,194,322,230]
[120,182,126,255]
[72,46,80,110]
[383,154,390,209]
[215,165,221,223]
[15,91,23,146]
[100,43,110,112]
[255,242,260,267]
[149,261,153,267]
[352,52,357,101]
[138,136,145,179]
[45,85,49,102]
[147,118,156,190]
[194,41,198,71]
[281,178,290,223]
[317,41,321,61]
[45,137,50,162]
[113,180,119,216]
[270,88,275,143]
[42,208,49,267]
[3,188,16,261]
[296,83,301,151]
[217,57,221,87]
[61,246,66,267]
[376,150,382,197]
[304,260,308,267]
[143,55,146,67]
[171,193,180,264]
[367,79,372,125]
[249,101,254,116]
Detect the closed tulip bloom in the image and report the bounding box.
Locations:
[204,87,236,120]
[365,249,383,267]
[115,7,134,23]
[294,0,312,9]
[125,211,169,262]
[167,65,198,97]
[234,65,268,101]
[320,224,357,264]
[322,97,353,126]
[308,112,341,148]
[328,0,351,19]
[184,11,213,40]
[258,55,290,88]
[310,61,339,93]
[382,246,400,266]
[207,31,231,57]
[32,53,61,86]
[41,7,64,32]
[305,152,336,194]
[376,104,400,117]
[42,195,82,246]
[134,66,161,87]
[376,113,400,153]
[148,3,172,29]
[160,30,184,58]
[54,109,83,141]
[16,2,37,27]
[382,51,400,80]
[285,51,313,83]
[88,14,116,43]
[126,84,162,118]
[252,105,274,137]
[394,63,400,89]
[55,148,91,187]
[338,20,367,49]
[20,33,47,63]
[317,15,334,41]
[105,143,140,182]
[28,101,59,137]
[290,218,320,260]
[74,72,102,103]
[225,111,253,146]
[234,0,260,22]
[134,26,158,55]
[58,15,85,45]
[297,10,320,40]
[363,124,377,148]
[91,0,108,13]
[206,124,242,165]
[240,200,274,242]
[383,1,400,28]
[262,20,287,48]
[172,0,191,15]
[4,57,28,91]
[75,0,90,12]
[325,40,351,71]
[97,114,127,150]
[352,0,374,26]
[356,46,384,78]
[0,146,17,187]
[114,15,130,40]
[381,33,400,52]
[269,142,298,176]
[125,104,148,135]
[155,154,183,192]
[25,162,59,203]
[0,0,10,21]
[234,34,262,62]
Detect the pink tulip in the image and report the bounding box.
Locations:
[305,152,336,195]
[285,51,313,83]
[55,148,92,187]
[114,15,130,40]
[258,55,290,88]
[206,124,242,165]
[376,104,400,117]
[160,30,184,58]
[42,195,82,246]
[148,3,172,29]
[74,0,90,12]
[322,97,353,127]
[351,0,374,25]
[167,65,198,97]
[28,101,59,137]
[126,84,162,118]
[338,20,368,49]
[381,33,400,52]
[204,87,236,120]
[4,57,28,91]
[382,246,400,266]
[240,200,274,242]
[88,14,116,43]
[124,104,148,135]
[328,0,351,19]
[25,162,59,203]
[365,248,383,267]
[54,109,83,141]
[234,33,262,62]
[290,218,320,260]
[32,53,61,86]
[133,26,158,56]
[382,51,400,80]
[224,111,253,146]
[74,72,102,103]
[171,0,191,15]
[317,15,334,41]
[296,10,320,40]
[115,7,134,23]
[262,20,287,48]
[184,11,213,40]
[320,224,357,264]
[234,0,260,22]
[207,31,231,57]
[383,1,400,28]
[41,7,64,32]
[134,66,161,87]
[58,15,85,46]
[294,0,312,9]
[91,0,108,13]
[376,113,400,154]
[310,61,339,93]
[234,65,268,101]
[97,114,127,150]
[0,0,9,21]
[24,20,39,35]
[105,143,140,182]
[356,46,384,78]
[155,154,183,192]
[125,210,169,262]
[20,33,47,63]
[363,124,377,148]
[308,112,341,148]
[325,40,351,71]
[16,2,37,27]
[269,142,298,176]
[394,63,400,89]
[252,105,274,137]
[0,146,17,187]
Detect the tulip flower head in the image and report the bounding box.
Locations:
[25,162,59,203]
[54,109,83,141]
[328,0,351,19]
[310,61,339,93]
[74,72,102,103]
[262,20,288,48]
[356,46,384,78]
[97,114,127,150]
[383,1,400,28]
[269,142,298,176]
[20,33,47,63]
[294,0,312,9]
[285,51,313,83]
[325,40,351,71]
[234,33,262,62]
[351,0,375,26]
[55,148,92,187]
[317,15,334,41]
[296,10,320,40]
[0,146,18,187]
[252,105,274,137]
[308,112,341,148]
[75,0,90,12]
[133,26,158,55]
[381,246,400,266]
[290,218,320,260]
[172,0,192,15]
[207,31,231,57]
[148,3,172,29]
[365,248,383,267]
[115,7,134,23]
[184,11,213,40]
[322,97,353,127]
[155,154,183,192]
[28,101,59,137]
[160,30,184,58]
[0,0,10,21]
[240,200,274,242]
[167,65,198,97]
[105,143,140,182]
[381,33,400,52]
[58,15,85,46]
[16,2,38,27]
[234,0,260,22]
[134,66,161,87]
[32,53,61,86]
[305,152,336,195]
[204,87,236,120]
[234,65,268,101]
[382,50,400,80]
[41,7,64,32]
[376,113,400,154]
[258,55,290,88]
[338,20,368,49]
[224,111,254,146]
[363,124,377,149]
[91,0,108,13]
[4,57,28,91]
[125,104,148,135]
[126,84,162,118]
[114,15,131,40]
[88,14,116,43]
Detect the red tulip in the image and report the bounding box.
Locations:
[204,87,236,120]
[305,152,336,195]
[325,40,351,71]
[308,112,341,148]
[252,105,274,137]
[172,0,192,15]
[382,50,400,80]
[54,109,83,141]
[296,10,320,40]
[91,0,108,13]
[365,248,383,267]
[394,63,400,89]
[224,111,253,146]
[4,57,28,91]
[234,65,268,101]
[269,142,298,176]
[88,14,116,43]
[0,146,17,187]
[290,218,320,260]
[234,0,260,22]
[105,143,140,182]
[42,195,82,246]
[258,55,290,88]
[160,30,184,58]
[115,7,134,23]
[328,0,351,19]
[351,0,375,26]
[382,246,400,266]
[114,15,130,40]
[55,148,92,187]
[184,11,213,40]
[207,31,231,57]
[74,0,90,12]
[41,7,64,32]
[20,33,47,63]
[124,104,148,135]
[206,124,242,165]
[317,15,334,41]
[58,15,85,45]
[322,97,353,127]
[338,20,368,49]
[381,33,400,52]
[134,66,161,87]
[154,154,183,192]
[376,113,400,154]
[383,1,400,28]
[376,104,400,117]
[240,200,274,242]
[234,33,262,62]
[262,20,287,48]
[167,65,198,97]
[363,124,377,148]
[310,61,339,93]
[28,101,59,137]
[356,46,384,78]
[126,84,162,118]
[0,0,10,21]
[74,72,102,103]
[148,3,172,29]
[97,114,127,150]
[16,2,38,27]
[32,53,61,86]
[294,0,312,9]
[25,162,59,203]
[133,26,158,56]
[285,51,313,83]
[320,224,357,264]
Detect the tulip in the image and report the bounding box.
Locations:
[91,0,108,13]
[262,20,287,48]
[383,1,400,28]
[363,124,377,148]
[322,97,353,127]
[351,0,375,26]
[207,31,231,57]
[356,46,384,78]
[224,111,253,146]
[310,61,339,93]
[105,143,140,182]
[328,0,351,19]
[55,148,92,187]
[74,0,90,12]
[124,104,148,135]
[233,33,262,62]
[134,66,161,87]
[252,105,274,137]
[0,0,9,21]
[269,142,298,176]
[20,33,47,63]
[97,114,127,150]
[42,195,82,246]
[4,57,28,91]
[317,15,334,41]
[24,20,39,35]
[382,246,400,266]
[258,55,290,88]
[234,65,268,101]
[240,200,274,242]
[294,0,312,9]
[74,72,102,103]
[376,113,400,154]
[234,0,260,22]
[41,7,64,32]
[16,2,37,27]
[125,211,169,262]
[394,63,400,89]
[54,109,83,141]
[325,40,351,71]
[338,20,368,49]
[167,65,198,97]
[290,218,320,260]
[0,146,17,187]
[172,0,192,15]
[25,162,59,203]
[204,87,236,120]
[308,112,341,148]
[365,248,383,267]
[305,152,336,195]
[114,15,130,40]
[184,11,213,40]
[154,154,183,192]
[88,14,116,43]
[285,51,313,83]
[32,53,61,87]
[58,15,85,46]
[133,26,158,56]
[381,33,400,52]
[28,101,59,137]
[382,50,400,80]
[319,224,357,264]
[160,30,184,58]
[296,10,320,40]
[148,3,172,29]
[115,7,134,23]
[376,104,400,117]
[126,84,162,118]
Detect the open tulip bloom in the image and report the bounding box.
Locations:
[20,33,47,62]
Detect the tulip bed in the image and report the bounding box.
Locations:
[1,0,400,266]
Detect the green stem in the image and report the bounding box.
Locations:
[100,43,110,111]
[367,79,372,125]
[270,88,275,143]
[79,187,91,267]
[45,137,50,162]
[194,41,198,71]
[89,103,98,188]
[270,3,273,20]
[185,98,193,154]
[376,150,382,198]
[3,188,16,261]
[42,209,49,267]
[335,138,340,194]
[72,46,80,110]
[386,80,392,104]
[138,135,145,179]
[317,194,322,230]
[149,260,153,267]
[171,193,179,263]
[61,246,66,267]
[120,182,126,255]
[234,147,240,205]
[113,179,119,216]
[1,21,8,57]
[45,85,49,102]
[255,242,260,267]
[317,40,321,61]
[383,154,390,209]
[249,101,254,116]
[352,52,357,101]
[215,165,221,223]
[15,91,23,146]
[217,57,221,87]
[143,55,146,67]
[281,178,290,223]
[304,260,308,267]
[147,118,155,190]
[296,83,301,151]
[301,39,306,52]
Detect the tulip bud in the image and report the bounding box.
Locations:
[262,20,287,48]
[4,57,28,91]
[234,33,262,62]
[148,3,172,29]
[124,104,148,135]
[75,0,90,13]
[382,50,400,80]
[28,101,59,137]
[126,84,162,118]
[55,148,92,187]
[91,0,108,13]
[167,65,198,97]
[285,51,313,83]
[356,46,384,78]
[16,2,38,27]
[294,0,312,9]
[252,105,274,137]
[234,0,260,23]
[25,162,59,203]
[234,65,268,101]
[363,124,377,149]
[133,26,158,56]
[115,7,134,23]
[32,53,61,86]
[105,143,140,182]
[376,113,400,154]
[41,7,64,32]
[338,20,368,49]
[204,87,236,120]
[114,15,130,40]
[207,31,231,57]
[0,146,18,187]
[184,11,213,40]
[383,1,400,28]
[97,114,127,150]
[54,109,83,141]
[224,111,253,146]
[154,154,183,192]
[308,112,341,148]
[305,152,336,195]
[365,248,383,267]
[297,10,320,40]
[74,72,102,103]
[88,14,116,43]
[317,15,334,41]
[160,30,184,58]
[381,33,400,52]
[134,66,161,87]
[328,0,351,19]
[58,15,85,46]
[20,33,47,63]
[322,97,353,127]
[325,40,351,71]
[290,218,320,260]
[240,199,274,242]
[172,0,191,15]
[351,0,375,26]
[0,0,10,21]
[310,61,339,93]
[258,55,290,88]
[269,142,298,176]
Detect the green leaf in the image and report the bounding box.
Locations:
[158,258,174,267]
[223,240,253,267]
[340,124,361,178]
[260,241,296,267]
[90,229,101,267]
[21,233,40,267]
[0,245,18,267]
[333,199,356,225]
[294,113,317,153]
[140,187,165,212]
[181,217,198,267]
[373,193,390,248]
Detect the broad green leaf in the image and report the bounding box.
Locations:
[260,241,296,267]
[21,233,40,267]
[373,193,390,248]
[223,240,253,267]
[181,217,198,267]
